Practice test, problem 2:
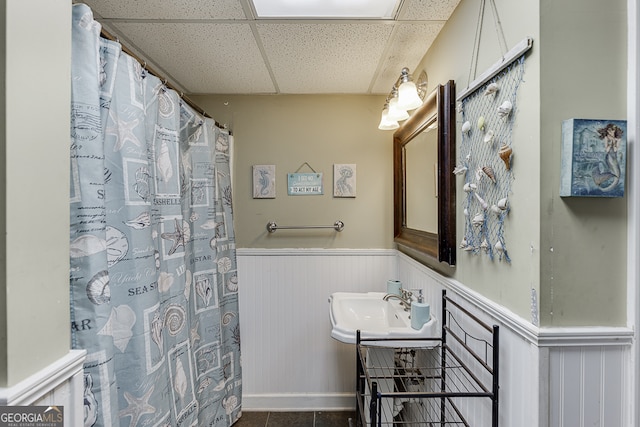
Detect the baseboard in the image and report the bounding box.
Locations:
[242,393,356,411]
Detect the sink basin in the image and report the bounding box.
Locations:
[329,292,438,347]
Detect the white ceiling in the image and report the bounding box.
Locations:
[77,0,461,96]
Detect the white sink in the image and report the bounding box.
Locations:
[329,292,438,347]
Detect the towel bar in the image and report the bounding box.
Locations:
[266,220,344,233]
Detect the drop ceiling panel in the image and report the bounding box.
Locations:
[81,0,247,20]
[371,22,445,94]
[73,0,460,95]
[398,0,461,21]
[257,23,394,94]
[113,22,275,94]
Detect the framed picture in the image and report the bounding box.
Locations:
[252,165,276,198]
[560,119,626,197]
[334,164,356,197]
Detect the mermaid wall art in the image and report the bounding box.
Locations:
[560,118,626,197]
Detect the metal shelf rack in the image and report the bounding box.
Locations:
[355,290,499,426]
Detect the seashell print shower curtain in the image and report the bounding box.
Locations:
[69,4,241,426]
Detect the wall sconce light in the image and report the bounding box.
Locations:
[377,102,400,130]
[378,67,427,130]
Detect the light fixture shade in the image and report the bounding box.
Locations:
[387,97,410,122]
[378,108,399,130]
[397,81,423,110]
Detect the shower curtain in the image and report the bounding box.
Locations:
[69,4,241,426]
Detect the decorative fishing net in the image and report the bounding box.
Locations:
[458,55,526,262]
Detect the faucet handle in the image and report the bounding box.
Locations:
[401,288,412,300]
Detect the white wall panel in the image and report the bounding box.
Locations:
[237,249,396,410]
[237,249,633,424]
[548,346,627,427]
[0,350,86,427]
[397,253,540,427]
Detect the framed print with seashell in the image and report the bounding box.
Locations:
[393,80,457,267]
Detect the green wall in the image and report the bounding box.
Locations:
[416,0,627,326]
[1,0,71,386]
[192,94,394,249]
[414,0,542,323]
[538,0,627,326]
[199,0,628,328]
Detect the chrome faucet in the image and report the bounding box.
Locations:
[383,289,413,311]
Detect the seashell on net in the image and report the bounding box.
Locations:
[461,121,471,134]
[484,129,495,144]
[497,100,513,118]
[474,193,488,210]
[490,205,502,215]
[497,197,509,210]
[482,166,497,184]
[494,241,504,253]
[480,239,490,252]
[459,237,468,249]
[498,144,513,170]
[484,83,499,96]
[477,116,485,131]
[453,164,468,176]
[463,182,477,193]
[472,212,484,227]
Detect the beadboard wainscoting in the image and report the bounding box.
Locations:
[0,350,86,427]
[396,253,634,427]
[237,249,398,410]
[539,329,633,427]
[238,249,634,426]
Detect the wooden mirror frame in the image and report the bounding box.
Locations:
[393,80,456,266]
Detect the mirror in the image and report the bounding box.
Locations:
[393,80,456,266]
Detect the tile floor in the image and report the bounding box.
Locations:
[234,411,356,427]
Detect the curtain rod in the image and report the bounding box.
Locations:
[100,28,230,134]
